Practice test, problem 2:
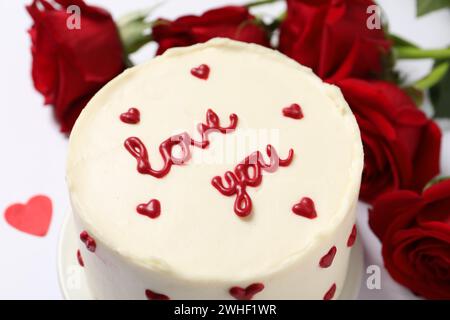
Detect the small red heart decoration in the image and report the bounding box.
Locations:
[4,195,52,237]
[80,231,97,252]
[347,224,357,247]
[137,199,161,219]
[319,246,337,268]
[77,249,85,267]
[145,289,170,300]
[292,197,317,219]
[120,107,140,124]
[323,283,336,300]
[282,103,304,119]
[190,64,210,80]
[229,283,264,300]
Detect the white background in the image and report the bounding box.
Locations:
[0,0,449,299]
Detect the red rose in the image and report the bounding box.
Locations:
[152,6,270,55]
[369,179,450,299]
[279,0,391,82]
[336,79,441,203]
[27,0,126,133]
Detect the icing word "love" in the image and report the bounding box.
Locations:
[211,145,294,217]
[124,109,238,178]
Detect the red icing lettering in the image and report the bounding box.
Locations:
[212,145,294,217]
[229,283,264,300]
[125,109,237,178]
[319,246,337,268]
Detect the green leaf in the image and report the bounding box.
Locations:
[403,86,425,106]
[395,46,450,60]
[117,8,153,26]
[424,175,450,190]
[430,60,450,118]
[390,34,419,49]
[414,61,450,90]
[417,0,450,17]
[117,3,163,56]
[118,18,152,55]
[246,0,282,8]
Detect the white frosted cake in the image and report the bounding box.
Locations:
[67,38,363,300]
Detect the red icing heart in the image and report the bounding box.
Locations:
[190,64,210,80]
[77,250,84,267]
[319,246,337,268]
[80,231,96,252]
[347,224,357,247]
[282,103,303,119]
[4,195,52,237]
[137,199,161,219]
[323,283,337,300]
[120,108,140,124]
[292,197,317,219]
[145,289,170,300]
[229,283,264,300]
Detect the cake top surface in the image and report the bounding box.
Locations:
[67,38,363,281]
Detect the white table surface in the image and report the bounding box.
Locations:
[0,0,449,299]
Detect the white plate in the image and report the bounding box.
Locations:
[58,213,364,300]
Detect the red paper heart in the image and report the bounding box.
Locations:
[120,107,140,124]
[4,195,52,237]
[229,283,264,300]
[292,197,317,219]
[190,64,210,80]
[282,103,304,119]
[137,199,161,219]
[145,289,170,300]
[319,246,337,268]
